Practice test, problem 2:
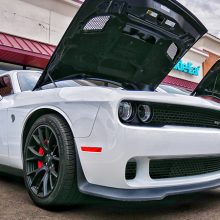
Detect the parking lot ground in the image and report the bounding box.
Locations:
[1,173,220,220]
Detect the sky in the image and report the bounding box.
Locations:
[177,0,220,37]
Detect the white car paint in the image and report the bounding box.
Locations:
[1,70,220,200]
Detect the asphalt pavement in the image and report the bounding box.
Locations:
[1,173,220,220]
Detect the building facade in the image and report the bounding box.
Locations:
[0,0,81,73]
[0,0,220,91]
[165,34,220,91]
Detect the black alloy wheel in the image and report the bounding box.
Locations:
[25,125,60,198]
[23,114,81,208]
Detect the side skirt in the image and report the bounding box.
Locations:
[0,164,23,177]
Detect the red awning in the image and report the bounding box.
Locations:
[163,75,198,91]
[0,33,55,69]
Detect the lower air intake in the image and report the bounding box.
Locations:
[125,161,137,180]
[150,157,220,179]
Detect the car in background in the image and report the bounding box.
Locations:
[157,84,190,95]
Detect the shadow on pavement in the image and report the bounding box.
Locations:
[1,172,220,220]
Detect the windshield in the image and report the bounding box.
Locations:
[17,71,100,91]
[17,71,192,95]
[18,71,42,91]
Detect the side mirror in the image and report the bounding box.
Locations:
[0,95,3,101]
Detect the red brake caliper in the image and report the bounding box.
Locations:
[38,147,44,168]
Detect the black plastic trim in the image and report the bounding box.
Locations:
[0,164,23,177]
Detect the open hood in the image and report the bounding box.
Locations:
[35,0,207,90]
[192,60,220,101]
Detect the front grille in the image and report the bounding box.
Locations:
[150,157,220,179]
[126,161,137,180]
[148,103,220,129]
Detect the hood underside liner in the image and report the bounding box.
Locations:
[34,0,207,91]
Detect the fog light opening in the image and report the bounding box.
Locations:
[125,160,137,180]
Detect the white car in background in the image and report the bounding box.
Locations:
[157,84,190,95]
[2,0,220,209]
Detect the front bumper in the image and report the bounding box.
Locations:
[78,175,220,201]
[75,103,220,200]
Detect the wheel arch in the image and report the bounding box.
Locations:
[21,106,74,158]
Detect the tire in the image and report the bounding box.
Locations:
[23,114,81,208]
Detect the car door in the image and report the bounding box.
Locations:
[0,75,14,165]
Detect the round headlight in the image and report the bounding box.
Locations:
[138,104,151,123]
[119,101,133,122]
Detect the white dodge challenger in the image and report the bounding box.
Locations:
[1,0,220,208]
